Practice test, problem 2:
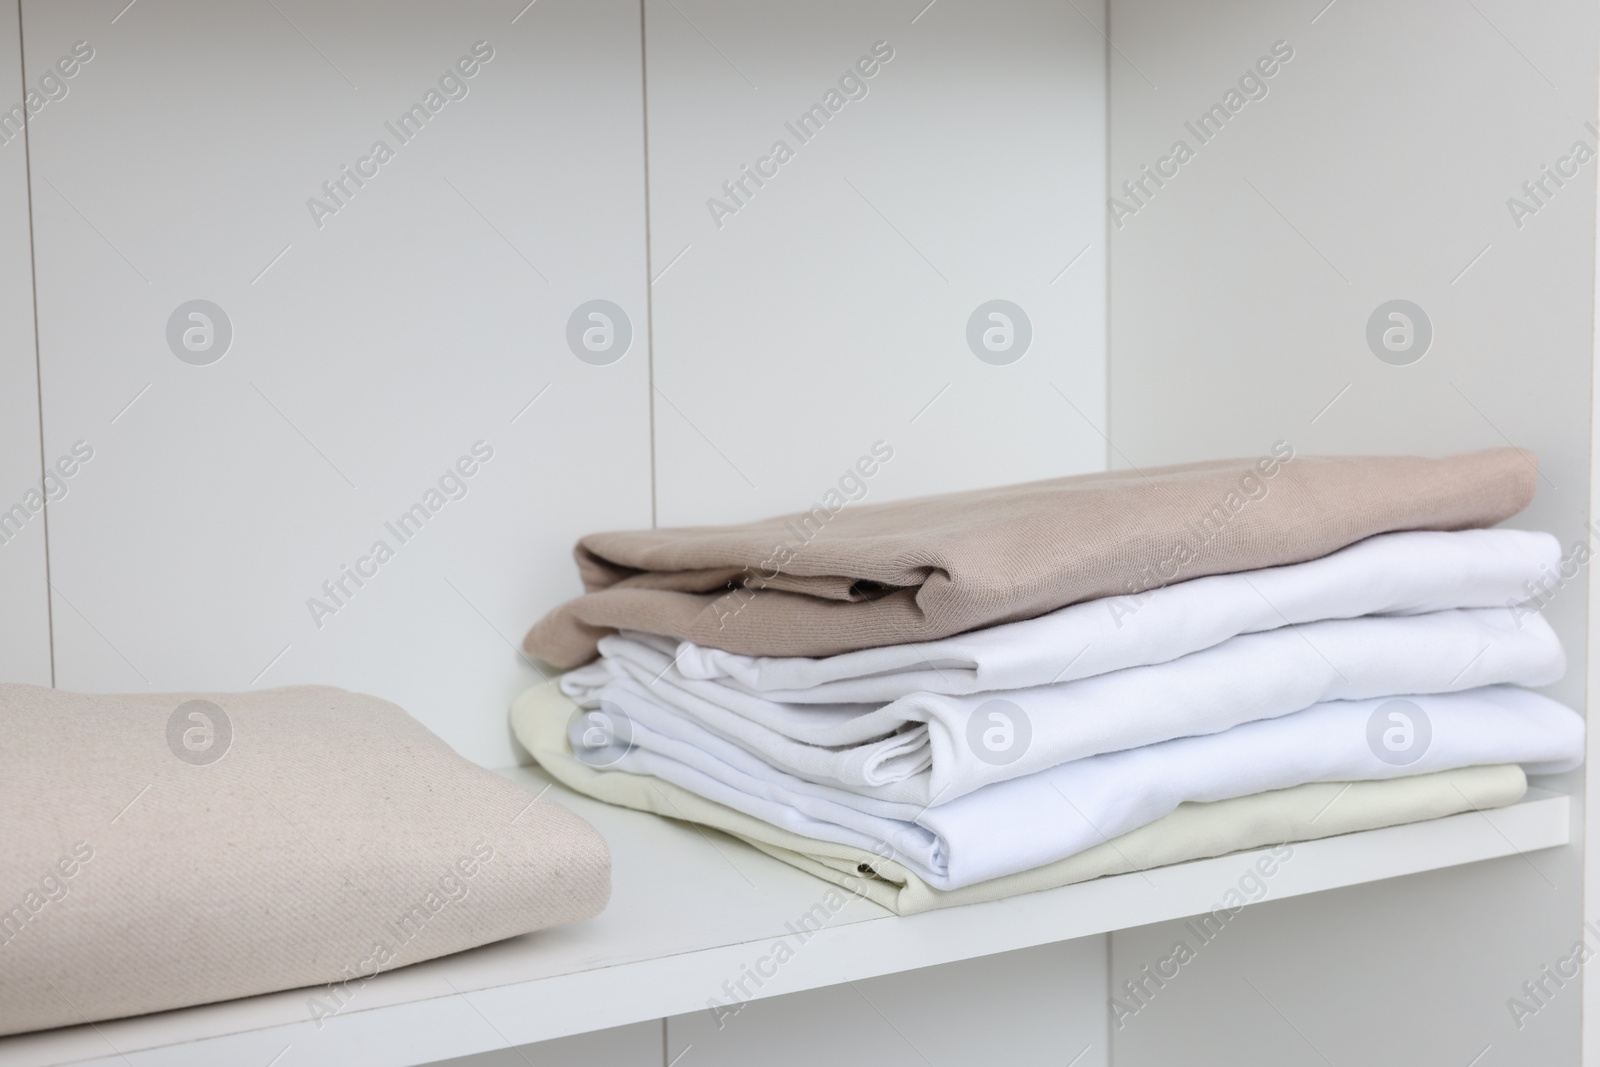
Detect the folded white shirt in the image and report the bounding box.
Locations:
[664,529,1557,702]
[564,607,1565,805]
[576,684,1582,889]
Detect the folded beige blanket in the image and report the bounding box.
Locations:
[511,681,1527,915]
[1,685,610,1036]
[524,447,1536,665]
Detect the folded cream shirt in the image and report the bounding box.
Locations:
[554,681,1582,889]
[513,681,1529,915]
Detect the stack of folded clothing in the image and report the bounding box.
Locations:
[513,446,1585,914]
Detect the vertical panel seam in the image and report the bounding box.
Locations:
[1102,0,1112,476]
[1583,14,1600,1057]
[16,0,54,686]
[1104,932,1113,1065]
[640,0,658,529]
[1103,4,1114,1062]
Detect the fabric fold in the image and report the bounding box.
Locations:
[524,448,1539,666]
[546,680,1582,889]
[512,682,1532,914]
[669,528,1559,702]
[565,606,1564,804]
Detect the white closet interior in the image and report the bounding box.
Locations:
[0,1,1592,1065]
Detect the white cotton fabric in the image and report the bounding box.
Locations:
[563,607,1565,805]
[665,529,1558,702]
[575,683,1582,890]
[513,680,1531,917]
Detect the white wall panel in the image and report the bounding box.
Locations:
[24,0,652,766]
[0,3,50,685]
[1111,856,1573,1067]
[425,1020,661,1067]
[667,938,1109,1067]
[644,0,1108,526]
[1108,1,1595,1063]
[642,8,1117,1046]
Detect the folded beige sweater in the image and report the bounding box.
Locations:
[524,447,1537,665]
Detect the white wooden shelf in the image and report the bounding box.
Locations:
[0,771,1570,1067]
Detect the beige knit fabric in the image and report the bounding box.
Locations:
[524,447,1538,665]
[0,684,610,1037]
[511,680,1527,915]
